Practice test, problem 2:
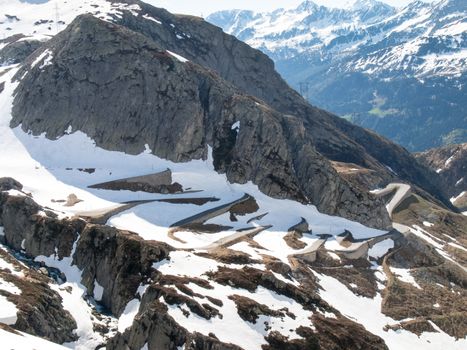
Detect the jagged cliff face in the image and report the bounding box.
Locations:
[0,178,465,350]
[110,1,448,207]
[11,14,391,229]
[7,0,455,228]
[0,34,43,65]
[415,143,467,210]
[208,0,467,152]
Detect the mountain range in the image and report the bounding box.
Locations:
[0,0,465,349]
[207,0,467,151]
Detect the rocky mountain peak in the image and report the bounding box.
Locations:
[351,0,389,9]
[415,143,467,209]
[295,0,321,13]
[351,0,396,20]
[10,11,395,228]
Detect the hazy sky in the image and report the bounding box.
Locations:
[146,0,434,16]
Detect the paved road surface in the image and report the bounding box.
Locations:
[372,183,411,218]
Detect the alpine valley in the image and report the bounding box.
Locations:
[208,0,467,151]
[0,1,465,350]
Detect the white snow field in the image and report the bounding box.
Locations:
[0,0,141,39]
[0,327,68,350]
[314,270,467,350]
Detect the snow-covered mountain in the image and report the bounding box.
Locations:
[208,0,467,151]
[209,0,396,61]
[0,1,466,349]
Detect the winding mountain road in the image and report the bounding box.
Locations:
[372,183,411,219]
[203,225,272,250]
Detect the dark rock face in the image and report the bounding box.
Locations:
[74,224,172,315]
[112,1,448,209]
[0,191,78,343]
[415,143,467,200]
[0,189,259,350]
[3,264,78,344]
[0,34,43,65]
[0,189,172,318]
[0,177,23,192]
[108,300,243,350]
[229,294,285,323]
[11,14,390,229]
[0,192,83,259]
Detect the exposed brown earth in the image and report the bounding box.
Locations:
[380,235,467,339]
[331,161,385,193]
[284,231,307,250]
[308,250,378,298]
[0,248,77,343]
[415,143,467,202]
[393,193,467,266]
[263,317,389,350]
[197,248,259,265]
[229,294,287,323]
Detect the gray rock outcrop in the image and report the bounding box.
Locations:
[0,34,43,65]
[11,14,390,229]
[415,143,467,199]
[0,188,257,350]
[0,177,23,192]
[111,0,448,208]
[0,189,78,343]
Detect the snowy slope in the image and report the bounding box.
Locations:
[0,327,68,349]
[0,1,466,349]
[0,0,141,40]
[2,57,467,349]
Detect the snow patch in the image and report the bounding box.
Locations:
[231,121,240,130]
[0,295,17,325]
[167,50,189,63]
[93,280,104,301]
[390,267,421,289]
[118,298,140,332]
[0,328,67,349]
[451,191,466,204]
[30,49,51,68]
[313,270,467,349]
[368,238,394,259]
[142,14,161,24]
[327,252,341,261]
[0,278,21,295]
[118,284,149,332]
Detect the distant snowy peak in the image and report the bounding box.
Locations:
[295,0,320,12]
[351,0,389,9]
[209,0,395,36]
[207,0,467,78]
